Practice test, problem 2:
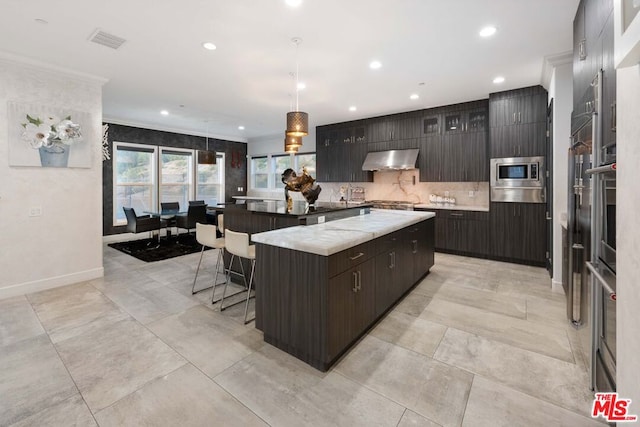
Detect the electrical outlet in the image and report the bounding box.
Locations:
[29,206,42,217]
[468,190,475,198]
[360,209,365,215]
[444,191,450,197]
[318,216,325,224]
[237,186,243,192]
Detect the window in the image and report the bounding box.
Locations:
[294,153,316,178]
[252,156,269,189]
[113,142,226,226]
[272,154,292,186]
[114,143,157,224]
[160,148,193,208]
[249,152,316,190]
[196,153,225,206]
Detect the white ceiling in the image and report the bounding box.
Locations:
[0,0,578,143]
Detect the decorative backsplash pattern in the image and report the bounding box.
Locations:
[249,169,490,209]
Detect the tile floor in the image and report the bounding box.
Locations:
[0,247,604,427]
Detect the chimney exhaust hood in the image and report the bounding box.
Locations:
[361,149,419,171]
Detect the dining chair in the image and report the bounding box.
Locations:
[123,207,166,244]
[176,204,207,236]
[160,202,179,235]
[220,229,256,324]
[189,200,206,206]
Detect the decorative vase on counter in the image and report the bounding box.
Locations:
[38,143,70,167]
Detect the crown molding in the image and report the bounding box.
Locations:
[541,51,573,89]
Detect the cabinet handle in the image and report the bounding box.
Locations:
[611,102,616,132]
[450,213,463,217]
[389,252,394,269]
[357,270,362,291]
[512,112,516,124]
[579,39,586,60]
[412,240,418,254]
[518,112,521,123]
[349,252,364,261]
[352,272,358,293]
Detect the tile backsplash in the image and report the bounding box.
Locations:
[249,169,490,209]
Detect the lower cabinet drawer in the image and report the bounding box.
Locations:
[328,240,375,277]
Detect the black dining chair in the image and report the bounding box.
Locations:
[189,200,206,206]
[123,207,166,243]
[160,202,179,235]
[176,204,207,236]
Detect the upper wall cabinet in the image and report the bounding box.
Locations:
[367,114,421,143]
[489,86,548,158]
[489,87,547,128]
[316,123,372,183]
[443,107,487,134]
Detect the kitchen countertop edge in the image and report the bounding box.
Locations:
[252,210,436,256]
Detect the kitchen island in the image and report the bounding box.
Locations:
[252,209,435,371]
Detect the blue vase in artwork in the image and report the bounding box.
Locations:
[38,143,70,167]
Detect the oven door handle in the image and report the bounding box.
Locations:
[586,262,616,301]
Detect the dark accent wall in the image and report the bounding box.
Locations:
[102,123,247,235]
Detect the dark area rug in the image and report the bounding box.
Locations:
[108,234,210,262]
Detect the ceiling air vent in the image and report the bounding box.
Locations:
[89,29,126,50]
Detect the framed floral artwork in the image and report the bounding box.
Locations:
[7,101,93,168]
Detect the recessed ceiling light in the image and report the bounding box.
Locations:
[410,94,419,100]
[493,76,505,84]
[297,82,306,90]
[479,26,497,38]
[349,106,357,112]
[202,42,217,50]
[160,110,169,116]
[285,0,302,7]
[369,61,382,70]
[238,126,245,130]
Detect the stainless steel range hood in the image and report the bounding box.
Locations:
[361,149,419,171]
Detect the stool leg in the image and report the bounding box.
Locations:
[211,248,228,304]
[243,259,256,324]
[219,254,235,310]
[190,245,206,294]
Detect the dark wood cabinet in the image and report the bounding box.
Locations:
[256,217,435,371]
[418,136,441,182]
[490,202,546,265]
[328,257,375,361]
[316,124,372,183]
[431,210,490,257]
[443,107,487,134]
[490,122,547,158]
[489,87,547,128]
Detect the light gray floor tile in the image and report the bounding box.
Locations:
[55,318,186,412]
[433,328,594,417]
[215,345,328,426]
[420,298,574,362]
[0,335,77,426]
[99,283,199,325]
[462,376,603,427]
[370,311,447,357]
[288,371,406,427]
[147,305,264,377]
[335,335,473,427]
[433,284,526,319]
[397,409,442,427]
[95,364,266,427]
[9,394,96,427]
[27,283,130,344]
[394,292,433,317]
[0,296,44,347]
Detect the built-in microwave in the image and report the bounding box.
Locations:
[490,156,545,203]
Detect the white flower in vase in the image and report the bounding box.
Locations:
[22,122,52,148]
[55,120,83,144]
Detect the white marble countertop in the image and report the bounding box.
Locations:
[232,196,282,201]
[414,203,489,212]
[252,209,436,256]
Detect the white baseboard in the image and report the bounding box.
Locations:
[0,267,104,300]
[551,279,565,294]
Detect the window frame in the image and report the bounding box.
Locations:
[158,146,195,209]
[249,151,316,190]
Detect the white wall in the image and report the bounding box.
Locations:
[0,53,105,298]
[616,64,640,407]
[549,62,573,288]
[247,130,316,157]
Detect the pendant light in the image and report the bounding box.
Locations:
[198,120,216,165]
[285,37,309,138]
[284,133,302,153]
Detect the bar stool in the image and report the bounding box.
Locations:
[220,229,256,324]
[191,220,226,297]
